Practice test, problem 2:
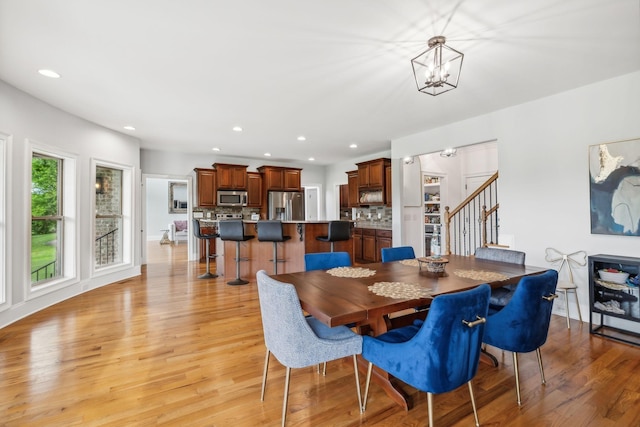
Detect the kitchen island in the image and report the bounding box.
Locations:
[215,220,355,278]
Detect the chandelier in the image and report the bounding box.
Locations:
[411,36,464,96]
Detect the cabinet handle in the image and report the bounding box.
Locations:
[462,316,486,328]
[542,293,559,301]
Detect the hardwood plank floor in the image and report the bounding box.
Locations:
[1,242,639,426]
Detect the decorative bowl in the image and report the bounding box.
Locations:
[418,257,449,273]
[598,269,630,284]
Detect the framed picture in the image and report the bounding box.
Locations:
[589,138,640,236]
[168,181,188,214]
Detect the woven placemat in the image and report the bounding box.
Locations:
[453,269,508,282]
[399,259,420,267]
[368,282,432,299]
[326,267,376,278]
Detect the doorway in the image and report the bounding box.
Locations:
[304,186,320,221]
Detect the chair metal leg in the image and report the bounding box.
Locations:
[562,289,571,329]
[352,355,363,414]
[322,362,326,376]
[261,349,270,401]
[468,381,480,427]
[272,242,278,275]
[427,392,434,427]
[573,289,583,323]
[227,241,248,285]
[198,238,218,279]
[362,362,373,412]
[536,348,546,385]
[282,367,291,427]
[513,352,522,406]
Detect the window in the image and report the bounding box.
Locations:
[93,160,133,273]
[95,166,123,267]
[31,153,64,285]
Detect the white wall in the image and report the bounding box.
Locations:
[393,71,640,328]
[146,178,188,240]
[0,80,141,328]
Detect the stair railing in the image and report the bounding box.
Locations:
[443,172,499,256]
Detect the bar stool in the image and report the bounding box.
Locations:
[192,219,219,279]
[316,220,351,252]
[257,220,291,274]
[218,220,255,285]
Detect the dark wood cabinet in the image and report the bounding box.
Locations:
[339,184,349,209]
[385,165,392,207]
[194,168,216,207]
[258,166,302,191]
[213,163,247,190]
[284,169,302,191]
[246,172,262,207]
[362,229,377,262]
[357,158,389,188]
[347,170,359,207]
[353,228,363,261]
[354,227,393,264]
[356,158,390,205]
[375,229,392,263]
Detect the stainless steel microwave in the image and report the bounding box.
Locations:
[217,190,247,207]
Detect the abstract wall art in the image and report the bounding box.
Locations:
[589,138,640,236]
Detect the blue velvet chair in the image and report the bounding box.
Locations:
[475,247,526,312]
[380,246,415,263]
[256,270,363,426]
[304,251,351,271]
[482,269,558,405]
[361,284,491,426]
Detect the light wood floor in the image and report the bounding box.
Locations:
[1,242,640,426]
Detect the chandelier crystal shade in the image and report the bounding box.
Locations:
[411,36,464,96]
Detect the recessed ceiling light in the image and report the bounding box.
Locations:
[308,157,315,161]
[297,136,306,141]
[349,144,358,149]
[38,69,61,78]
[232,126,243,132]
[264,152,271,157]
[212,147,221,152]
[123,125,136,131]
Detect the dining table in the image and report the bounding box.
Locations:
[271,254,549,411]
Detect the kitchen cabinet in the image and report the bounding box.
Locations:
[246,172,262,207]
[362,229,377,262]
[376,229,392,262]
[194,168,216,207]
[339,184,349,209]
[258,166,302,191]
[353,228,363,261]
[357,158,390,188]
[354,227,392,264]
[589,254,640,346]
[385,165,392,207]
[213,163,247,190]
[347,170,359,207]
[356,158,390,205]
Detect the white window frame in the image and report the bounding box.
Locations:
[28,141,79,299]
[91,158,135,276]
[0,132,9,311]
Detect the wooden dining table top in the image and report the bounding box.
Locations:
[271,254,549,329]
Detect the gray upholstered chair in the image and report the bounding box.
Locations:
[256,270,363,426]
[475,247,526,312]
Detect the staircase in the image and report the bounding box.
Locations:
[443,172,500,256]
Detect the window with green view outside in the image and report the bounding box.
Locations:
[31,153,63,285]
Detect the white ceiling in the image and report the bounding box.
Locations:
[1,0,639,165]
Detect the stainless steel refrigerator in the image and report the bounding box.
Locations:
[268,191,305,221]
